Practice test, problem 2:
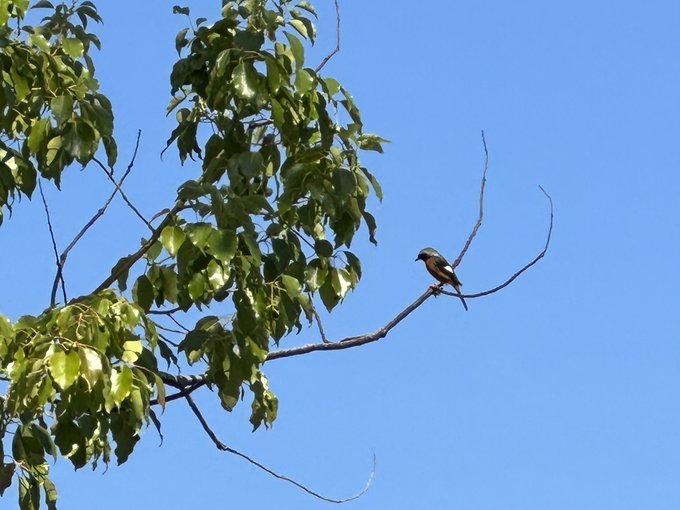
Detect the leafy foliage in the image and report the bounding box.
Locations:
[0,0,116,226]
[0,1,385,508]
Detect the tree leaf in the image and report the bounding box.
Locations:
[0,463,14,496]
[160,226,185,257]
[78,347,102,389]
[48,347,80,390]
[111,366,133,407]
[132,275,154,312]
[209,229,237,262]
[51,96,73,125]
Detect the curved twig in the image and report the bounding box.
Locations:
[184,393,375,503]
[451,130,488,270]
[441,186,553,299]
[314,0,340,73]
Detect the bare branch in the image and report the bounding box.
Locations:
[314,0,340,73]
[266,287,436,362]
[184,393,374,503]
[167,313,190,332]
[38,180,67,305]
[92,151,154,232]
[451,130,489,270]
[441,186,554,299]
[148,306,183,315]
[154,323,187,336]
[150,381,202,406]
[50,131,143,306]
[265,186,553,362]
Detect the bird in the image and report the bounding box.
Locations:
[415,247,468,311]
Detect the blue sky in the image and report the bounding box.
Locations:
[2,1,680,508]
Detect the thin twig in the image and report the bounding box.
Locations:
[157,331,180,348]
[311,304,329,343]
[451,130,489,271]
[92,161,154,232]
[184,393,374,503]
[167,313,190,332]
[150,381,202,406]
[314,0,340,73]
[148,306,183,315]
[50,131,143,306]
[154,323,187,335]
[94,200,183,293]
[39,180,67,305]
[441,186,554,299]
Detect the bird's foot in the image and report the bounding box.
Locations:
[429,283,444,295]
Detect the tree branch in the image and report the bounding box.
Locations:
[92,158,154,232]
[156,186,553,389]
[314,0,340,73]
[94,200,183,293]
[311,304,329,343]
[183,393,374,503]
[441,186,554,299]
[50,131,143,306]
[264,185,553,362]
[451,130,488,270]
[38,180,67,305]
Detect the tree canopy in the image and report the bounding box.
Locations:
[0,1,387,507]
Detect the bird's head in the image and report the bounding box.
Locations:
[415,247,438,262]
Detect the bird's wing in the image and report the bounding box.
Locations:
[436,259,462,287]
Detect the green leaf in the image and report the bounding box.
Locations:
[284,32,304,69]
[209,229,237,262]
[281,275,301,297]
[295,68,314,94]
[357,133,389,153]
[161,226,185,257]
[111,366,133,407]
[331,267,353,298]
[187,223,213,249]
[0,463,14,497]
[172,5,190,15]
[153,374,166,409]
[28,33,50,52]
[187,273,206,300]
[314,239,333,258]
[43,478,58,510]
[27,118,49,153]
[319,277,339,312]
[62,37,84,58]
[362,211,377,245]
[232,61,257,100]
[175,27,189,55]
[132,275,154,312]
[121,340,142,363]
[51,96,73,125]
[48,347,80,390]
[78,347,102,389]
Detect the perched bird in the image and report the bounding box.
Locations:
[415,247,468,311]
